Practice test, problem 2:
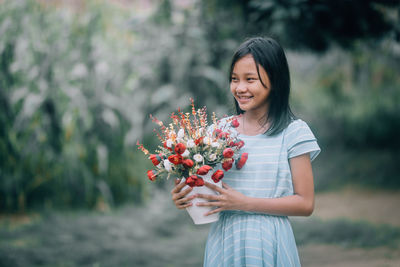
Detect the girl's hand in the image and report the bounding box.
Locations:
[196,182,249,216]
[171,179,196,209]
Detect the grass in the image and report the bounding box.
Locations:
[1,186,399,266]
[0,188,209,267]
[292,217,400,248]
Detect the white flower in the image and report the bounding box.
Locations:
[177,128,185,139]
[163,159,172,172]
[186,139,195,148]
[193,154,203,162]
[211,141,220,148]
[203,136,212,145]
[181,149,190,158]
[166,139,173,148]
[168,130,176,139]
[208,153,217,161]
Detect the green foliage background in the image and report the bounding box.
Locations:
[0,0,399,211]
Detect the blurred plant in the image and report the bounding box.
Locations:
[201,0,400,52]
[0,0,156,211]
[315,43,400,149]
[1,0,399,211]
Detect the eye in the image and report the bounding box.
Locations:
[247,77,257,81]
[231,77,238,82]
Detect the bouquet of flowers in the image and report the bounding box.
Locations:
[137,99,248,188]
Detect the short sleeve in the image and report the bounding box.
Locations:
[286,120,321,161]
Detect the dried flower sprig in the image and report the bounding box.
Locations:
[137,99,248,187]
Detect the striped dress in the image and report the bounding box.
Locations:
[203,119,321,267]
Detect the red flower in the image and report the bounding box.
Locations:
[229,140,244,148]
[223,148,234,158]
[195,177,205,186]
[222,158,234,171]
[149,154,162,166]
[174,143,186,155]
[214,129,222,136]
[163,141,173,151]
[182,159,194,168]
[196,165,212,175]
[231,118,240,128]
[168,154,183,165]
[211,169,224,183]
[236,140,245,148]
[194,136,204,145]
[147,170,157,181]
[218,132,229,139]
[236,153,248,169]
[185,175,204,187]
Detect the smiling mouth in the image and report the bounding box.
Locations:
[237,95,253,101]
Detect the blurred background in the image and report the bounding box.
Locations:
[0,0,399,266]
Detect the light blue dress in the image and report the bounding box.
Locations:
[203,119,321,267]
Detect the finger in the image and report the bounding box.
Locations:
[174,178,181,185]
[179,186,193,198]
[177,202,193,209]
[170,182,180,195]
[176,195,196,205]
[171,180,188,194]
[196,193,220,201]
[172,186,193,201]
[222,182,231,189]
[204,208,222,216]
[204,182,225,193]
[196,201,221,207]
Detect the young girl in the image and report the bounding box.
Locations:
[171,37,320,267]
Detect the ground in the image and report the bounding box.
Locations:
[0,185,399,266]
[299,186,400,267]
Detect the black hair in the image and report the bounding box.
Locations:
[230,36,295,135]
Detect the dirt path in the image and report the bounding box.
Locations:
[299,244,400,267]
[297,187,400,267]
[313,186,400,226]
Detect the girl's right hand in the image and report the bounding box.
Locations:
[171,179,196,209]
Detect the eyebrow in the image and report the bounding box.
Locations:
[231,72,258,76]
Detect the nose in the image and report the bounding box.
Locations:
[235,81,247,94]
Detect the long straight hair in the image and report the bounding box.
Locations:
[230,37,295,135]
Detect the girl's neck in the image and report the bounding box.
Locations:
[242,110,267,125]
[238,110,270,136]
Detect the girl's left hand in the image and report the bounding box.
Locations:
[195,182,249,216]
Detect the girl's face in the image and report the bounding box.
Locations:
[230,55,271,114]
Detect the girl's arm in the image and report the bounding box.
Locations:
[196,153,315,216]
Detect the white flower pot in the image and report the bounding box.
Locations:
[181,172,222,225]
